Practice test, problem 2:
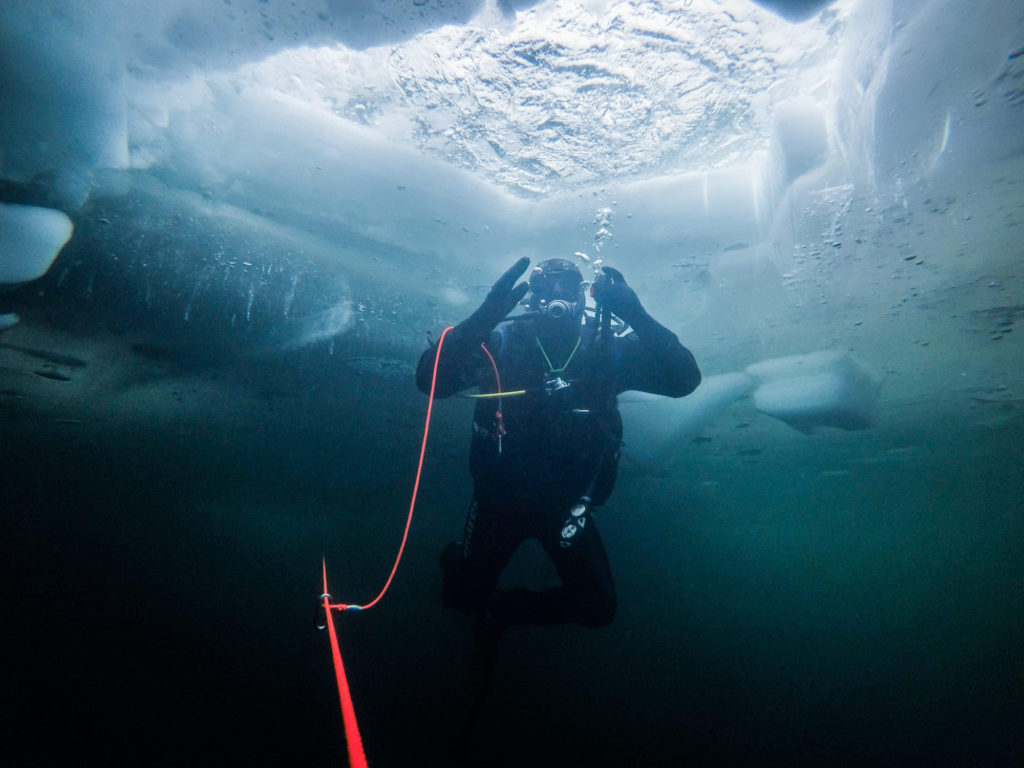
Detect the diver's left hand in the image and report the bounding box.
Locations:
[591,266,644,324]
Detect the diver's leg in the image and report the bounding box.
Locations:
[442,493,524,764]
[487,512,617,628]
[440,494,522,616]
[547,514,617,627]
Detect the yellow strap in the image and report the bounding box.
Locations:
[460,389,528,399]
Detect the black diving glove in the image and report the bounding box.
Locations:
[591,266,645,326]
[454,257,531,344]
[592,265,681,353]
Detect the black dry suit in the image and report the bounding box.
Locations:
[416,311,700,628]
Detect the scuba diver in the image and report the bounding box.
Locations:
[416,257,701,632]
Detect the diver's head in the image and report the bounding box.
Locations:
[527,258,586,331]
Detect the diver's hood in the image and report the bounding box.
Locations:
[527,258,587,323]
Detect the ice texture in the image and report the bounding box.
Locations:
[0,204,74,284]
[0,0,1021,440]
[622,372,757,464]
[747,351,882,432]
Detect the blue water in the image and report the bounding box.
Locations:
[3,308,1022,765]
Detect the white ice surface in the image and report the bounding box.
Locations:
[0,0,1022,441]
[746,350,882,432]
[621,372,756,464]
[0,204,74,284]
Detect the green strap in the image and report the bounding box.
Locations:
[535,334,582,374]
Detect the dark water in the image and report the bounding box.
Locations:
[3,343,1022,768]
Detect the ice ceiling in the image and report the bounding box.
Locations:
[247,2,839,195]
[1,0,1023,449]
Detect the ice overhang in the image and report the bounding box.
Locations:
[128,0,845,199]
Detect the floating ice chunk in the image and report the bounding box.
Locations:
[668,372,757,445]
[746,351,881,433]
[0,313,20,331]
[0,204,74,284]
[621,372,755,464]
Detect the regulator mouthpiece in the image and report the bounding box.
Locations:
[544,299,572,319]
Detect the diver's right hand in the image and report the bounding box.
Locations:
[456,257,530,342]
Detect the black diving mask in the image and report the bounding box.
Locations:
[527,265,587,320]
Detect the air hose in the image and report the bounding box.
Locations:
[319,324,455,767]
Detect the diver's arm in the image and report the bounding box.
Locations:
[592,267,700,398]
[416,258,530,399]
[617,314,701,397]
[415,338,475,398]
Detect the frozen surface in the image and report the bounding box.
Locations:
[0,0,1020,443]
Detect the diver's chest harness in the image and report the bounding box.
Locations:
[472,322,621,547]
[471,327,598,442]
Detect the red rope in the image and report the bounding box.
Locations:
[479,342,506,440]
[320,325,455,766]
[480,341,502,392]
[321,561,368,768]
[332,324,454,612]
